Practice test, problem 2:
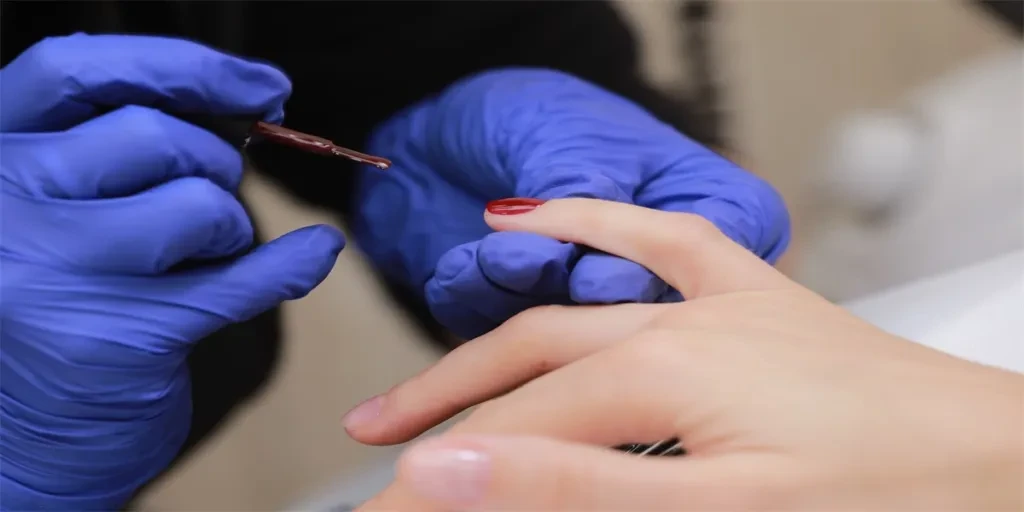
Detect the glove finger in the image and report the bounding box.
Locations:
[0,33,290,133]
[1,105,242,199]
[476,232,578,296]
[426,240,551,340]
[569,252,667,304]
[635,151,791,264]
[175,224,344,331]
[4,177,253,274]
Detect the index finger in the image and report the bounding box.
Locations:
[344,304,670,446]
[486,198,798,300]
[0,33,291,133]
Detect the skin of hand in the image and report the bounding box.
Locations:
[342,198,1024,511]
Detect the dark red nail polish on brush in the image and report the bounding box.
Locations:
[485,198,546,215]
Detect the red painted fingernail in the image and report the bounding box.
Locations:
[485,198,546,215]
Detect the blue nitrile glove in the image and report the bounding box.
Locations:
[351,69,790,339]
[0,34,344,510]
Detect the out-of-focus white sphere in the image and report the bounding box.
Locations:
[799,47,1024,301]
[820,110,928,216]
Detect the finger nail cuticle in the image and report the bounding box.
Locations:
[485,198,546,215]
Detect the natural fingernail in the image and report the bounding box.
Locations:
[343,395,384,430]
[402,437,491,506]
[485,197,546,215]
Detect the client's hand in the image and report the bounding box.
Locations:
[346,198,1023,511]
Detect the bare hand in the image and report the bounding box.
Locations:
[344,198,1023,511]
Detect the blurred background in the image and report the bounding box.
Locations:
[135,1,1022,509]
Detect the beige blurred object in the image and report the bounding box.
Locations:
[136,1,1015,509]
[719,0,1015,272]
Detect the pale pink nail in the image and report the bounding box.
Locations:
[403,437,491,507]
[342,395,384,430]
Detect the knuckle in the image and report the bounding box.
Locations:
[23,36,76,77]
[615,330,682,368]
[113,105,173,142]
[636,213,721,278]
[106,106,180,165]
[175,176,232,215]
[565,203,613,237]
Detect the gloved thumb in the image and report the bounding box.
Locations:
[195,224,345,325]
[392,435,734,511]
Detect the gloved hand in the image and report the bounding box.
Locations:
[351,69,790,339]
[0,34,344,510]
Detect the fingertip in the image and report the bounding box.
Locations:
[397,435,494,508]
[309,224,347,254]
[343,392,439,447]
[264,224,345,273]
[91,34,293,116]
[432,242,477,285]
[426,244,499,338]
[180,224,344,325]
[245,59,292,99]
[265,108,287,125]
[217,51,292,119]
[288,224,347,270]
[342,394,387,441]
[233,58,292,124]
[570,254,666,304]
[224,225,342,308]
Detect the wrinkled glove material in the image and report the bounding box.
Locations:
[352,68,791,339]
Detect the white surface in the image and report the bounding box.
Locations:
[845,250,1024,373]
[292,250,1024,510]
